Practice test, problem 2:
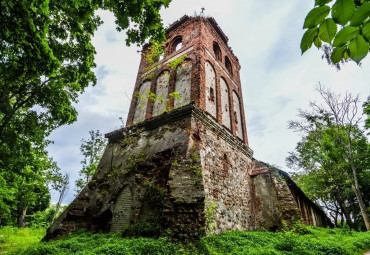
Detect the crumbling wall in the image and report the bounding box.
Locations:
[249,161,332,229]
[44,107,209,242]
[45,105,331,243]
[189,116,254,234]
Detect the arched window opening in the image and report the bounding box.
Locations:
[213,42,221,61]
[225,56,233,75]
[172,36,182,53]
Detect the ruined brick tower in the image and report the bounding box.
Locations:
[45,15,331,242]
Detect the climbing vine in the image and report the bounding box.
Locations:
[134,90,181,113]
[205,200,217,234]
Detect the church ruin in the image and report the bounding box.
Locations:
[45,15,332,242]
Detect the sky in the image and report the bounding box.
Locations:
[47,0,370,204]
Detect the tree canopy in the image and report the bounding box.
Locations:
[75,130,107,193]
[301,0,370,65]
[287,86,370,230]
[0,0,171,226]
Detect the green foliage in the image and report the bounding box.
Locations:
[0,227,45,254]
[26,204,66,229]
[167,55,187,70]
[144,41,165,64]
[0,0,171,227]
[205,201,217,234]
[5,227,370,255]
[134,90,182,114]
[287,87,370,229]
[364,96,370,131]
[301,0,370,65]
[123,221,161,238]
[75,130,107,193]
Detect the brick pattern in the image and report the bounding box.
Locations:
[110,185,133,232]
[125,16,249,145]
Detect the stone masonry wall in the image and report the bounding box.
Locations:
[45,104,331,242]
[195,117,254,234]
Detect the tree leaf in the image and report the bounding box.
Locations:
[315,0,333,6]
[332,0,356,25]
[331,45,347,63]
[314,35,323,48]
[304,6,331,29]
[348,34,369,63]
[333,26,359,47]
[301,28,319,54]
[343,49,350,60]
[319,18,338,43]
[350,3,370,26]
[362,22,370,41]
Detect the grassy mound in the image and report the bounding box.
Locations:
[1,226,369,255]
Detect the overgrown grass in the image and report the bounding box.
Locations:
[0,226,45,253]
[2,226,370,255]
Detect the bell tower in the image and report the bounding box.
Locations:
[45,15,332,243]
[126,15,249,144]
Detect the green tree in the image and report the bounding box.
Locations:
[0,0,171,227]
[364,96,370,130]
[287,85,370,230]
[301,0,370,66]
[75,130,107,193]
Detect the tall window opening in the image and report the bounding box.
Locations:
[225,56,233,75]
[172,36,182,53]
[213,42,221,61]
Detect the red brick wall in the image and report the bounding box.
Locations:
[125,16,249,145]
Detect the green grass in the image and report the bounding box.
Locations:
[1,226,369,255]
[0,226,45,254]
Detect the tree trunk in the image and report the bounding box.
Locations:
[18,208,27,228]
[343,166,370,230]
[338,200,353,228]
[352,184,370,230]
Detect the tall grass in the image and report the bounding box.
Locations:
[0,227,45,253]
[2,226,369,255]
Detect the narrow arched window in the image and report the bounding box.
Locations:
[172,36,182,53]
[225,56,233,75]
[213,42,221,61]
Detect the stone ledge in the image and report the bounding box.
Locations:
[105,103,253,158]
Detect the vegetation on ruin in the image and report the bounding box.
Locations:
[134,90,181,114]
[1,226,369,255]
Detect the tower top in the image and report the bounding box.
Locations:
[126,15,248,144]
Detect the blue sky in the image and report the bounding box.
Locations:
[47,0,370,203]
